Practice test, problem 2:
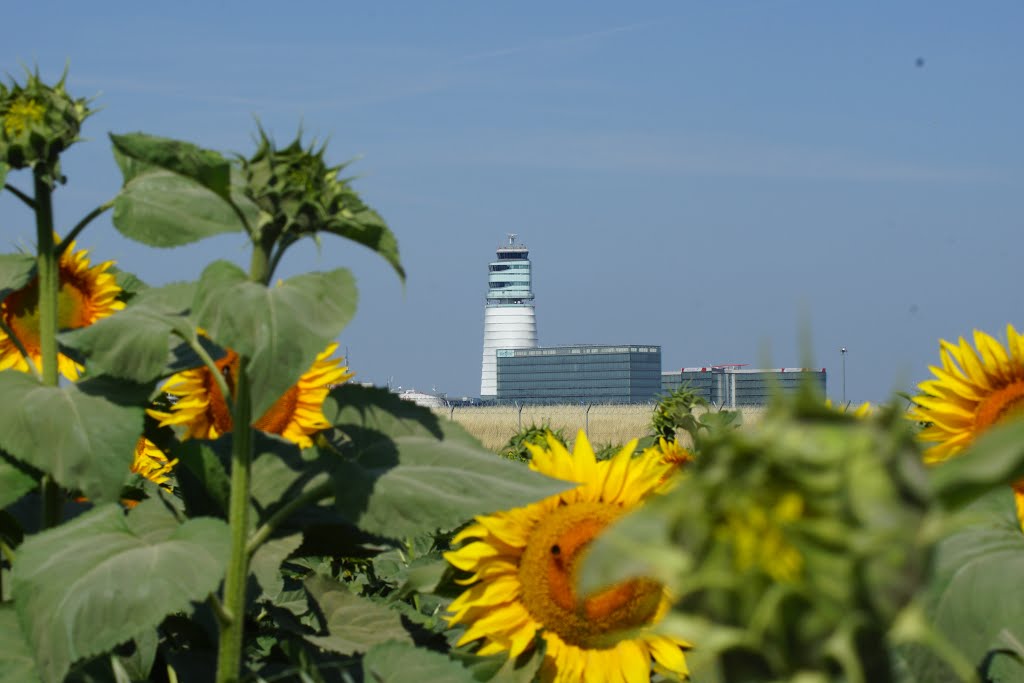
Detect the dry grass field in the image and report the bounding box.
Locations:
[437,403,768,452]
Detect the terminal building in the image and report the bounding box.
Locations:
[496,344,662,404]
[661,366,827,408]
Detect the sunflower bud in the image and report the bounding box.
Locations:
[0,69,93,185]
[238,128,373,245]
[663,396,932,681]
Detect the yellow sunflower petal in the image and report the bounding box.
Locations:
[648,636,689,676]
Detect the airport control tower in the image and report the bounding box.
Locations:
[480,235,538,398]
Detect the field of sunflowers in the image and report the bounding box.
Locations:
[3,70,1024,683]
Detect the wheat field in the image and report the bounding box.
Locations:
[437,403,768,452]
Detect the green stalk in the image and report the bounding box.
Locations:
[34,170,63,528]
[3,182,36,209]
[215,244,271,683]
[214,362,252,683]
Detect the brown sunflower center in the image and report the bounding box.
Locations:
[2,268,96,351]
[975,380,1024,432]
[518,501,664,649]
[203,350,301,436]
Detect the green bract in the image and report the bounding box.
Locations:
[0,69,92,185]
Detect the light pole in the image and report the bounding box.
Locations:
[840,347,847,405]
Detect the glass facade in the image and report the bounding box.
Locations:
[661,367,827,407]
[496,345,662,404]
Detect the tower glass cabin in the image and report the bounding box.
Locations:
[480,235,538,398]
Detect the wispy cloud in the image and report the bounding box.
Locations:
[454,21,657,64]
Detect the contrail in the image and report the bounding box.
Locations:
[454,21,658,64]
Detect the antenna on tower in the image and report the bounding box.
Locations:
[507,233,517,246]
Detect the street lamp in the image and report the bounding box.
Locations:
[840,347,847,405]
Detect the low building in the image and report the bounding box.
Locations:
[496,344,661,404]
[661,366,826,407]
[395,388,448,408]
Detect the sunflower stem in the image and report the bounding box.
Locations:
[207,592,234,628]
[0,539,12,602]
[215,242,272,683]
[245,481,332,556]
[3,182,35,209]
[215,362,253,683]
[57,199,114,257]
[34,169,63,529]
[264,235,296,285]
[184,333,234,421]
[34,173,58,387]
[250,240,271,285]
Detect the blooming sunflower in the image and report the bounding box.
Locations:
[0,240,124,380]
[149,343,352,449]
[909,325,1024,521]
[444,431,691,683]
[131,437,178,488]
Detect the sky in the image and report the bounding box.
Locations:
[2,1,1022,403]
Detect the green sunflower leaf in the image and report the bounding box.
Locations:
[362,641,477,683]
[59,305,197,384]
[251,532,303,601]
[111,267,149,299]
[303,574,414,655]
[0,252,35,300]
[0,604,39,683]
[130,280,195,310]
[59,282,216,384]
[0,371,143,503]
[0,162,8,189]
[249,434,322,514]
[325,385,571,538]
[904,488,1024,681]
[0,452,36,508]
[110,132,231,201]
[324,205,405,282]
[193,261,357,419]
[11,500,230,683]
[111,168,249,247]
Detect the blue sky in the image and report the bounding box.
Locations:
[3,2,1022,402]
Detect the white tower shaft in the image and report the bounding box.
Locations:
[480,236,537,398]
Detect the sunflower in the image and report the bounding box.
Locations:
[0,240,124,380]
[909,325,1024,521]
[131,437,178,488]
[444,431,690,683]
[149,343,352,449]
